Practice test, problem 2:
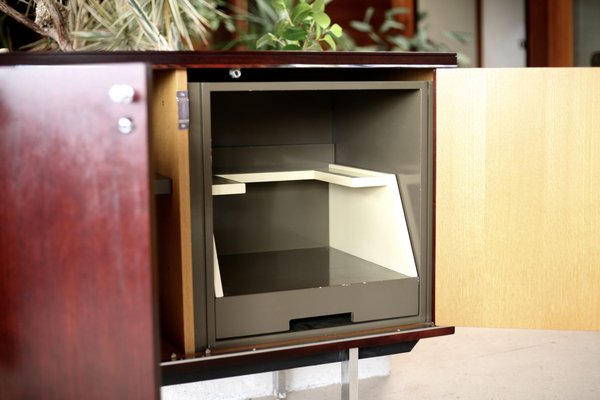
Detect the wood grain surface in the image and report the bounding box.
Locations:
[152,69,196,355]
[0,64,158,398]
[0,50,456,69]
[527,0,573,67]
[436,68,600,330]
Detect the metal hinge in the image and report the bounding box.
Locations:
[176,90,189,130]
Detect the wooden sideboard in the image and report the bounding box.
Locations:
[0,52,454,398]
[2,52,598,399]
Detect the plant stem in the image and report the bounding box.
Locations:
[302,20,315,50]
[38,0,73,50]
[0,0,73,51]
[0,0,48,38]
[164,2,172,48]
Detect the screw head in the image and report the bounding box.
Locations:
[229,68,242,79]
[109,84,135,104]
[118,117,134,134]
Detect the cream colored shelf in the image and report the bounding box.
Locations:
[212,163,418,299]
[212,176,246,196]
[215,164,392,189]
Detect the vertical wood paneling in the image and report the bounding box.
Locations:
[547,0,573,66]
[436,68,600,330]
[152,70,196,356]
[391,0,416,37]
[527,0,573,66]
[0,64,158,398]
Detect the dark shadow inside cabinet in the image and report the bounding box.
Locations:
[186,80,433,350]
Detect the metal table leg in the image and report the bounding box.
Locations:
[273,369,287,399]
[341,348,359,400]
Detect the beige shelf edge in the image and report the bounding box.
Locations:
[215,164,392,189]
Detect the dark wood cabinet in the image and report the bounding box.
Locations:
[0,51,456,397]
[0,63,159,399]
[5,51,599,399]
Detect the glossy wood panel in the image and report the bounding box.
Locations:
[152,69,196,355]
[0,50,456,69]
[436,68,600,330]
[163,325,454,384]
[0,64,159,398]
[527,0,573,67]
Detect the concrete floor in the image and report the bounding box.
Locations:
[255,327,600,400]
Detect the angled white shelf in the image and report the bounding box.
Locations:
[212,163,417,301]
[212,176,246,196]
[215,164,392,189]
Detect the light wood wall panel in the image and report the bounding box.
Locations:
[436,68,600,330]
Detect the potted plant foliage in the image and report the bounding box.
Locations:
[0,0,341,51]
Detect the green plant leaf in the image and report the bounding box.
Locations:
[363,6,374,23]
[368,32,383,44]
[224,19,236,33]
[127,0,171,49]
[388,35,410,50]
[282,26,307,41]
[291,2,312,24]
[272,0,287,12]
[313,12,330,29]
[329,23,342,37]
[443,30,473,45]
[274,19,291,36]
[165,0,195,48]
[312,0,325,13]
[256,33,275,48]
[304,42,322,51]
[255,0,280,21]
[380,19,405,34]
[322,34,336,50]
[349,21,371,33]
[71,30,115,39]
[282,43,302,50]
[80,0,118,35]
[384,7,410,19]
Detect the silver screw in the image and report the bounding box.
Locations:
[229,68,242,79]
[109,84,135,104]
[118,117,134,134]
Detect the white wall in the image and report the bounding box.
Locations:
[419,0,529,68]
[481,0,526,67]
[419,0,478,66]
[574,0,600,66]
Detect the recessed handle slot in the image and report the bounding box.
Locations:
[290,312,353,331]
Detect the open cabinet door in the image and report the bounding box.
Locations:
[435,68,600,330]
[0,64,159,398]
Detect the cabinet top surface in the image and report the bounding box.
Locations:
[0,50,456,69]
